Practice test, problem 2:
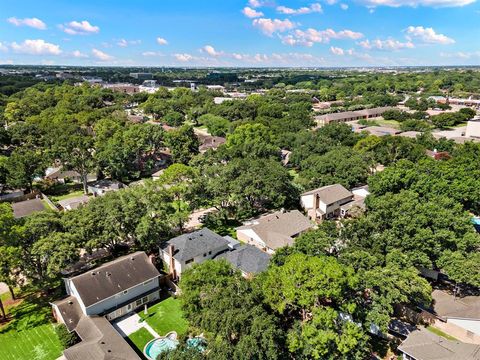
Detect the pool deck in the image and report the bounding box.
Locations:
[113,313,160,339]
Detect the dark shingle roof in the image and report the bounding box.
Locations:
[69,251,160,308]
[11,198,46,218]
[52,296,84,332]
[162,228,229,262]
[64,316,141,360]
[216,245,271,274]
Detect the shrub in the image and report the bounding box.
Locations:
[55,324,79,349]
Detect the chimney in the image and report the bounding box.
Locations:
[148,254,156,265]
[168,245,176,280]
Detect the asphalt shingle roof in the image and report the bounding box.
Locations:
[398,327,480,360]
[301,184,353,205]
[216,245,271,274]
[69,251,160,308]
[237,210,313,250]
[162,228,229,262]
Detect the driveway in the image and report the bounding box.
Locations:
[185,207,216,229]
[112,313,160,338]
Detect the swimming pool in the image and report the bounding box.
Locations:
[186,337,207,352]
[144,334,179,360]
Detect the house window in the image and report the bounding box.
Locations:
[135,299,142,307]
[123,290,128,295]
[203,253,207,257]
[142,296,148,304]
[208,251,212,255]
[186,258,194,264]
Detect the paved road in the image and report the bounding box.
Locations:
[0,282,8,294]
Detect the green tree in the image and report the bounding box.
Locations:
[166,125,200,164]
[5,148,45,191]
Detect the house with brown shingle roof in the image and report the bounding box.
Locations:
[236,210,313,254]
[398,327,480,360]
[300,184,354,221]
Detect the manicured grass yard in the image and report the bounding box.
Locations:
[0,323,62,360]
[50,190,85,203]
[128,327,154,352]
[139,297,188,336]
[426,325,458,341]
[0,288,63,360]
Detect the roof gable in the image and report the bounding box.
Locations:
[69,252,160,308]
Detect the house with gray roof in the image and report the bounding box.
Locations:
[159,228,230,278]
[236,210,313,254]
[215,244,271,276]
[51,252,160,360]
[11,198,47,218]
[301,184,354,221]
[398,327,480,360]
[63,316,141,360]
[53,251,162,322]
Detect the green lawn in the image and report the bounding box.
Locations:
[50,190,85,203]
[374,118,401,129]
[426,325,458,341]
[0,323,62,360]
[139,297,188,336]
[128,327,154,352]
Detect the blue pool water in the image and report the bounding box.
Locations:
[145,338,179,359]
[186,337,207,352]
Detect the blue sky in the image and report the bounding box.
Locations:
[0,0,479,67]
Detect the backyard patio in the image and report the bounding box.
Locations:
[125,297,189,354]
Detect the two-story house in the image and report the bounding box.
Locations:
[53,251,162,323]
[159,228,230,278]
[236,210,313,254]
[51,252,161,360]
[300,184,354,221]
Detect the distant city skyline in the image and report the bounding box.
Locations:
[1,0,480,67]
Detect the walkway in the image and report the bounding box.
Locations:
[113,313,160,338]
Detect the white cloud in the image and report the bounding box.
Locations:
[358,0,475,7]
[61,20,99,35]
[243,6,264,18]
[440,51,480,59]
[252,18,296,36]
[202,45,223,56]
[156,37,168,45]
[0,42,8,52]
[405,26,455,44]
[283,28,364,46]
[7,17,46,30]
[72,50,88,58]
[142,51,162,57]
[358,38,415,50]
[340,3,349,9]
[330,46,345,55]
[11,39,61,55]
[276,3,322,15]
[117,39,141,47]
[248,0,264,7]
[92,48,113,61]
[174,53,193,62]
